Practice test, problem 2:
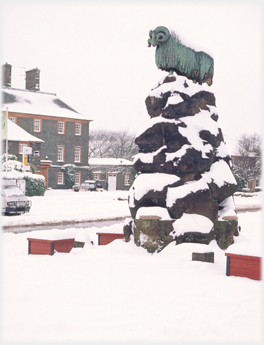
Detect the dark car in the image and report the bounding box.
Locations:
[72,180,103,192]
[72,184,80,192]
[2,180,32,215]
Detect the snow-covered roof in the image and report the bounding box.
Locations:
[6,119,44,142]
[2,87,91,121]
[89,157,133,166]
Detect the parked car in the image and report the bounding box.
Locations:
[72,183,80,192]
[2,180,32,215]
[72,180,103,192]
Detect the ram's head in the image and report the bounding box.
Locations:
[148,26,171,47]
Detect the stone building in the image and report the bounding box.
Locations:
[2,63,92,188]
[88,157,135,191]
[2,119,43,171]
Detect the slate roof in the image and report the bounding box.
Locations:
[2,87,91,121]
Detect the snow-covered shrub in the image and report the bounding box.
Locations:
[24,175,46,196]
[1,154,46,196]
[241,188,251,193]
[1,153,18,164]
[2,155,23,172]
[61,164,77,188]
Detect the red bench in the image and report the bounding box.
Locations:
[225,253,261,281]
[96,232,124,245]
[27,237,75,255]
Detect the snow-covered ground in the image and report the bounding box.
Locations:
[1,189,262,229]
[2,189,131,228]
[1,190,263,343]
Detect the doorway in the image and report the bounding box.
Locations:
[108,174,117,191]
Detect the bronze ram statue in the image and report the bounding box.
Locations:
[148,26,214,86]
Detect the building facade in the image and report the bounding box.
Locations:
[2,118,43,172]
[88,158,136,191]
[2,63,92,188]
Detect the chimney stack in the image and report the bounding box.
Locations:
[2,63,12,87]
[25,68,40,91]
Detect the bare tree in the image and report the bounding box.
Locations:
[235,133,261,157]
[89,129,138,161]
[89,130,117,158]
[233,133,261,187]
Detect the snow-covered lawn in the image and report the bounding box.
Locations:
[1,190,263,343]
[2,189,131,228]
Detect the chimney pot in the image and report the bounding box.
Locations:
[2,63,12,87]
[25,68,40,91]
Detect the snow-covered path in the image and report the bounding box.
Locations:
[1,189,262,229]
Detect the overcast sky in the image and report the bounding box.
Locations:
[1,0,263,152]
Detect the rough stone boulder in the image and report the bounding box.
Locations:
[202,160,238,204]
[161,91,216,120]
[129,173,182,218]
[123,218,134,242]
[124,72,239,252]
[214,220,239,249]
[135,120,190,153]
[145,75,216,120]
[170,213,215,245]
[166,179,218,222]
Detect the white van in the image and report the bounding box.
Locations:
[2,179,32,215]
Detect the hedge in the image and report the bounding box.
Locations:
[24,175,46,197]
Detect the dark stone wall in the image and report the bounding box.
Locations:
[9,114,90,188]
[47,166,90,189]
[16,116,89,166]
[28,142,42,172]
[88,164,136,191]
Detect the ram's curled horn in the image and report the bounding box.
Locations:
[155,26,170,43]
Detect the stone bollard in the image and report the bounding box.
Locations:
[192,252,214,263]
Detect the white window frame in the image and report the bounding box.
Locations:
[57,172,64,185]
[74,147,81,163]
[75,123,81,136]
[124,173,131,186]
[19,143,28,154]
[57,146,64,162]
[9,117,15,123]
[93,173,101,181]
[58,121,65,134]
[34,119,41,132]
[75,172,81,184]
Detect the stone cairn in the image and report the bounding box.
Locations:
[123,27,239,253]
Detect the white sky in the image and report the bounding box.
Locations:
[1,0,263,153]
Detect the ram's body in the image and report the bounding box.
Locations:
[148,27,214,86]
